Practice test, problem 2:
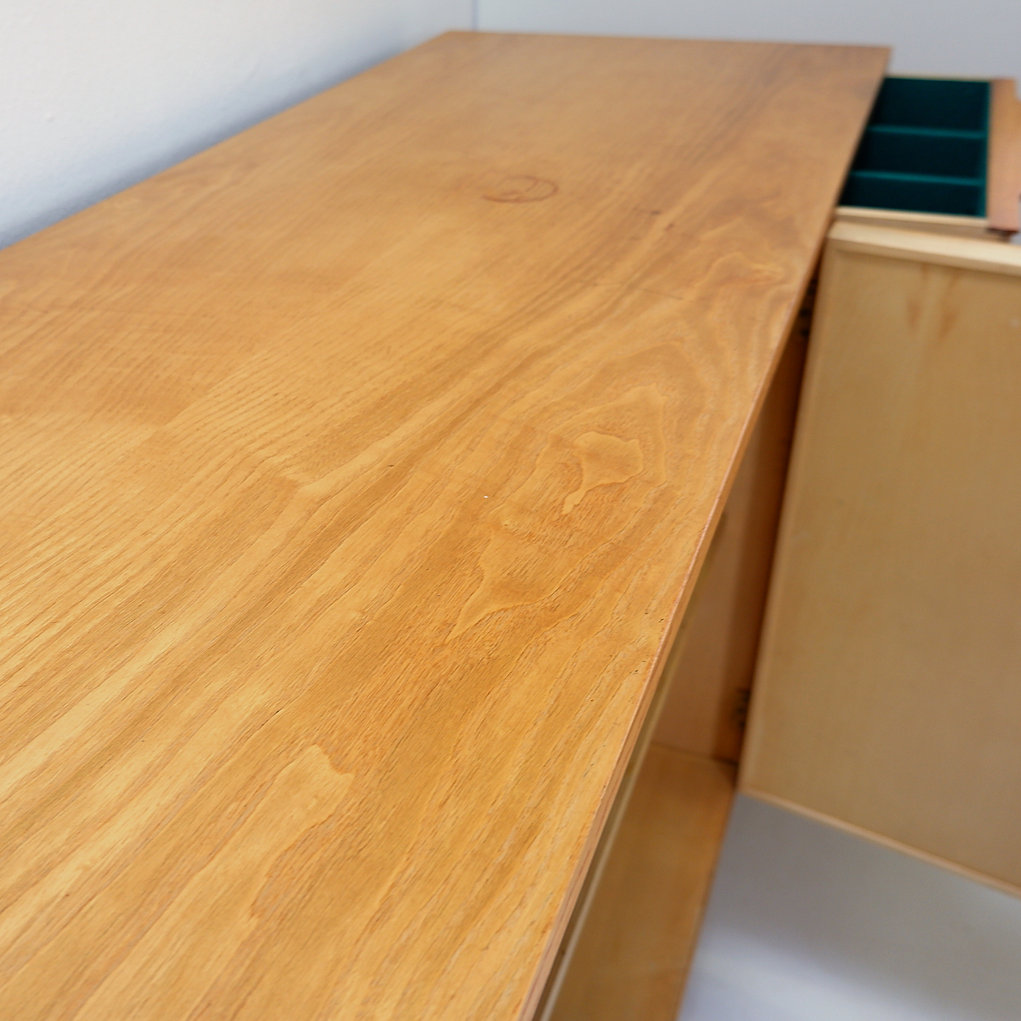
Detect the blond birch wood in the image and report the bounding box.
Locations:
[834,206,999,239]
[827,220,1021,274]
[547,746,735,1021]
[534,567,704,1021]
[0,32,886,1020]
[742,224,1021,893]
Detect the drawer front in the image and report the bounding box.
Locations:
[741,223,1021,893]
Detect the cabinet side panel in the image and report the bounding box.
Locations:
[544,747,734,1021]
[653,311,809,762]
[742,233,1021,892]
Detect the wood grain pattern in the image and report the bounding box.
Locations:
[742,223,1021,893]
[987,78,1021,233]
[825,219,1021,273]
[534,560,697,1021]
[653,307,809,762]
[0,32,886,1019]
[547,746,735,1021]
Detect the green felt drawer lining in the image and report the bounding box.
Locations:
[841,77,990,217]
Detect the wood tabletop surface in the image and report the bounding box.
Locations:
[0,32,886,1019]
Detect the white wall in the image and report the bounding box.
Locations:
[0,0,472,247]
[477,0,1021,80]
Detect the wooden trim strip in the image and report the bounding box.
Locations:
[986,78,1021,233]
[827,219,1021,274]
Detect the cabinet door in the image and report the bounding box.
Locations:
[741,223,1021,893]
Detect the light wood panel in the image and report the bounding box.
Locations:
[534,566,705,1021]
[0,32,886,1019]
[835,206,999,239]
[547,746,735,1021]
[742,223,1021,893]
[824,219,1021,273]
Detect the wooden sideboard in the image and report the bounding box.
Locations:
[0,31,892,1019]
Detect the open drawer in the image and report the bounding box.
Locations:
[838,76,1021,237]
[742,222,1021,895]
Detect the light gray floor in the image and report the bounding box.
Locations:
[680,795,1021,1021]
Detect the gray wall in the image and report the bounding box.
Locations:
[477,0,1021,79]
